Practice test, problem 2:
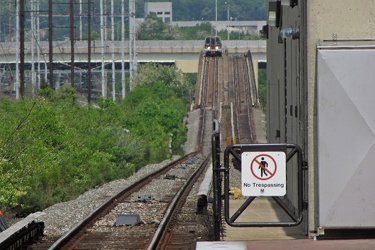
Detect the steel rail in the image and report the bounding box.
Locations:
[48,152,198,250]
[148,155,210,250]
[242,54,255,143]
[232,57,241,142]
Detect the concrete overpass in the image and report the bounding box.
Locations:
[0,40,266,74]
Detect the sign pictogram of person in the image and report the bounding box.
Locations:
[259,157,268,177]
[242,151,286,196]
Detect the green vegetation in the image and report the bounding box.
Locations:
[0,1,265,42]
[258,68,267,112]
[137,14,264,41]
[137,13,174,40]
[142,0,266,21]
[0,64,194,214]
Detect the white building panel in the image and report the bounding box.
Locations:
[317,43,375,228]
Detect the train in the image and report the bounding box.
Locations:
[203,36,224,57]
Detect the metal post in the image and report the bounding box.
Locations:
[37,0,40,89]
[104,0,107,39]
[129,0,136,90]
[100,0,106,97]
[19,0,25,98]
[80,0,83,40]
[212,120,222,240]
[70,0,74,87]
[48,0,53,88]
[121,0,125,99]
[87,0,92,102]
[31,0,36,98]
[15,1,19,99]
[227,3,229,40]
[111,0,115,101]
[215,0,217,36]
[44,56,47,81]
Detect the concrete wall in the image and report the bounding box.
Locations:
[306,1,375,235]
[175,60,199,73]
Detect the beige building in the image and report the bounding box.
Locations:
[144,2,172,24]
[266,0,375,238]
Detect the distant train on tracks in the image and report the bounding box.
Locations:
[203,36,227,57]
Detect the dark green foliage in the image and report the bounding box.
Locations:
[175,22,215,40]
[170,0,266,21]
[0,1,265,42]
[137,13,174,40]
[133,63,195,105]
[122,83,187,162]
[258,68,267,111]
[38,78,54,99]
[123,64,193,161]
[0,95,145,211]
[0,65,191,213]
[137,19,264,41]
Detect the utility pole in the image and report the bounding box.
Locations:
[111,0,115,101]
[129,0,136,91]
[104,0,107,39]
[70,0,74,86]
[31,0,36,98]
[80,0,83,40]
[225,2,229,40]
[16,1,19,99]
[100,0,106,97]
[48,0,53,88]
[9,2,12,36]
[215,0,217,36]
[37,0,41,90]
[19,0,25,98]
[87,0,92,102]
[121,0,125,99]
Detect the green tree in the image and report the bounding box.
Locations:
[133,63,194,105]
[137,12,173,40]
[0,94,146,211]
[122,82,187,162]
[175,22,215,40]
[0,62,192,213]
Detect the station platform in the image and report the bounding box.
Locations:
[197,198,375,249]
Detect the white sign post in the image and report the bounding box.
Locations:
[241,151,286,196]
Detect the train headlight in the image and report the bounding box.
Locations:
[215,46,220,49]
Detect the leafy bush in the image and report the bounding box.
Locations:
[133,63,194,105]
[122,81,188,162]
[258,68,267,112]
[0,95,145,210]
[0,64,192,213]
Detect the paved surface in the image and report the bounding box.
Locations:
[197,198,375,249]
[197,239,375,249]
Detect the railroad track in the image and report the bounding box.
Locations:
[25,77,215,249]
[151,156,210,250]
[4,50,259,249]
[232,54,254,144]
[26,153,209,249]
[195,51,257,145]
[194,51,259,240]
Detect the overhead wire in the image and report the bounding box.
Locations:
[0,0,128,97]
